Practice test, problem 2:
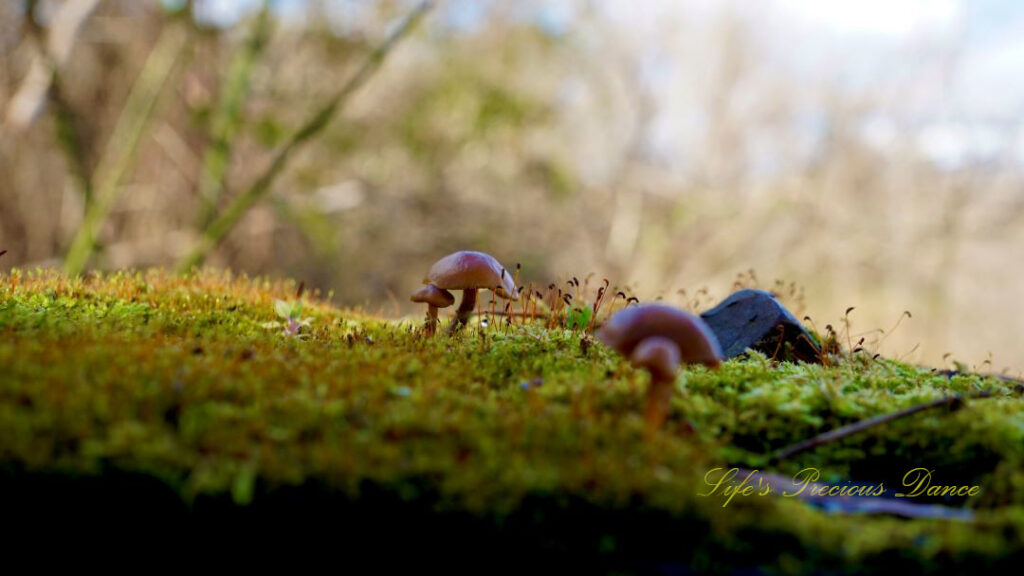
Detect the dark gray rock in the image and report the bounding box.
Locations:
[700,289,821,363]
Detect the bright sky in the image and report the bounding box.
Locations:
[774,0,960,36]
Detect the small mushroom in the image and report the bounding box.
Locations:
[410,284,455,336]
[414,251,518,335]
[596,304,723,431]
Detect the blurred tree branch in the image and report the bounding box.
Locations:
[194,3,273,230]
[175,0,435,272]
[63,23,189,276]
[4,0,102,206]
[3,0,101,130]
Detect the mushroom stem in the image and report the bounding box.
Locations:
[450,288,478,334]
[425,304,439,336]
[646,375,675,433]
[629,336,682,432]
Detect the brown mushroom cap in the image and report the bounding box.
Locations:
[596,304,723,368]
[410,284,455,308]
[424,251,518,299]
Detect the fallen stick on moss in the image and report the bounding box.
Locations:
[770,391,994,464]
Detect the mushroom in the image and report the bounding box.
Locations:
[413,251,518,335]
[410,284,455,336]
[596,304,723,431]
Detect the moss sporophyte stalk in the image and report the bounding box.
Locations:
[0,268,1022,572]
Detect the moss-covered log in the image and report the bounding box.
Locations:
[1,269,1021,572]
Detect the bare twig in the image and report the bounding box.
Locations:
[175,1,434,272]
[770,391,993,464]
[63,24,189,276]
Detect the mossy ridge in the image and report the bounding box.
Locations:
[0,268,1021,571]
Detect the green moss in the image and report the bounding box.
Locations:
[0,269,1021,571]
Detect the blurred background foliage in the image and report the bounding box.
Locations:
[1,0,1023,373]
